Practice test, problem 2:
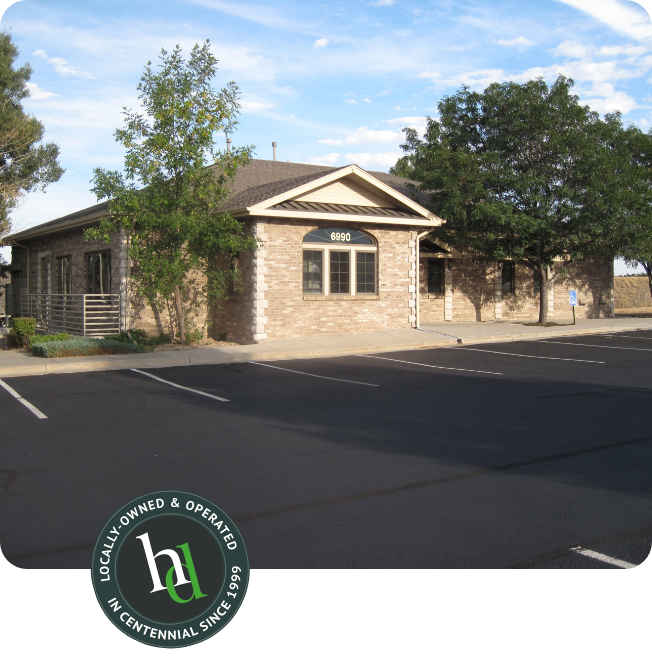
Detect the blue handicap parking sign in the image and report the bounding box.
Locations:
[569,290,578,306]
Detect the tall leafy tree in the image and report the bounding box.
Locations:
[88,41,257,343]
[0,30,64,283]
[615,126,652,296]
[401,76,632,324]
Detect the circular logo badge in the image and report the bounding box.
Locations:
[91,491,249,648]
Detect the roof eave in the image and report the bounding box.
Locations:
[242,207,441,226]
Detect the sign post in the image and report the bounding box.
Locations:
[569,290,578,324]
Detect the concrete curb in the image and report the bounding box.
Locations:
[0,322,650,378]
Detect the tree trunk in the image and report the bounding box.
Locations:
[645,263,652,299]
[538,265,549,325]
[173,285,185,344]
[166,296,176,340]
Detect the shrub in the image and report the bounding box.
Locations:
[185,325,203,345]
[28,333,70,347]
[105,328,151,345]
[31,338,147,358]
[8,317,35,348]
[149,333,171,345]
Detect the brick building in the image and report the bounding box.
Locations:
[2,159,614,343]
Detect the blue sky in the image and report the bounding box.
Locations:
[2,0,652,272]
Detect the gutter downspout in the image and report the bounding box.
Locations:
[415,230,430,329]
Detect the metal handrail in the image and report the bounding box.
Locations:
[20,293,121,337]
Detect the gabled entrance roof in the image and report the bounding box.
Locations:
[223,163,443,227]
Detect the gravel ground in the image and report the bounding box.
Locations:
[151,338,239,352]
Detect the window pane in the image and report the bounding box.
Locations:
[502,262,514,294]
[87,252,111,294]
[58,256,72,294]
[330,251,350,294]
[427,259,443,294]
[303,250,323,293]
[356,252,375,294]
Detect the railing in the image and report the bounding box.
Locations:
[20,294,121,337]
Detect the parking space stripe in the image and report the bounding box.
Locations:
[248,361,379,387]
[129,369,229,402]
[542,341,652,352]
[0,378,48,420]
[453,348,605,363]
[596,334,652,340]
[357,355,503,375]
[571,547,635,569]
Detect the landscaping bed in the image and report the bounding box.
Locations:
[31,338,146,358]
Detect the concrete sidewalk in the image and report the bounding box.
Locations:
[1,316,651,378]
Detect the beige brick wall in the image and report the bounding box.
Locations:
[552,259,613,319]
[218,217,417,343]
[419,256,613,323]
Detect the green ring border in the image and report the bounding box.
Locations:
[91,490,249,648]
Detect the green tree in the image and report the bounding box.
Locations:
[0,30,64,243]
[88,41,257,343]
[401,76,632,324]
[615,126,652,297]
[389,155,415,179]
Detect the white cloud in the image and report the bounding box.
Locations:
[363,98,372,103]
[554,0,652,40]
[343,99,358,104]
[26,82,58,100]
[368,0,395,5]
[240,100,275,111]
[307,152,341,165]
[553,40,589,58]
[32,49,96,79]
[598,43,649,56]
[497,36,533,47]
[385,116,428,134]
[318,126,403,146]
[313,38,330,49]
[417,68,505,90]
[344,152,402,169]
[579,88,640,113]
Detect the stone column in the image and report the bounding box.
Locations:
[609,262,615,318]
[251,221,268,342]
[547,269,555,319]
[118,228,129,331]
[494,263,502,320]
[408,234,416,325]
[444,260,453,321]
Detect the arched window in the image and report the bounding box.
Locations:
[302,228,377,296]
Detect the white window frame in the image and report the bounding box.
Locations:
[302,242,377,296]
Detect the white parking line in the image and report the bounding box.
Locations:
[453,348,605,363]
[542,341,652,352]
[248,362,379,387]
[0,379,48,420]
[571,547,635,569]
[357,355,503,375]
[130,369,229,402]
[596,334,652,340]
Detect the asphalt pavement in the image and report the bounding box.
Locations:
[1,330,651,569]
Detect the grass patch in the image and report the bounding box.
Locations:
[31,338,147,358]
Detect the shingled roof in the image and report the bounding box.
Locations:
[4,159,426,242]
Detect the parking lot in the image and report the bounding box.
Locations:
[1,330,651,569]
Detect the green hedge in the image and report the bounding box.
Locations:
[28,333,70,347]
[31,338,147,358]
[8,317,36,347]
